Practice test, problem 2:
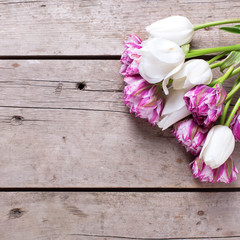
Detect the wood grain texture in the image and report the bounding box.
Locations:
[0,60,239,188]
[0,192,240,239]
[0,0,239,55]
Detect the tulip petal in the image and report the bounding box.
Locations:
[162,89,187,115]
[146,16,194,45]
[158,106,191,130]
[200,125,235,169]
[138,38,185,84]
[173,59,212,90]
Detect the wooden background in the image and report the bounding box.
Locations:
[0,0,240,239]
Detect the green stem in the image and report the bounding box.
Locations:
[194,19,240,31]
[209,66,235,87]
[209,65,240,87]
[220,75,240,124]
[220,98,232,125]
[185,44,240,59]
[225,75,240,101]
[208,51,228,65]
[210,60,224,69]
[230,66,240,77]
[225,97,240,126]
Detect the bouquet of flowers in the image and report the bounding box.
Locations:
[120,16,240,184]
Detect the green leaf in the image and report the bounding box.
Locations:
[220,25,240,34]
[220,51,240,71]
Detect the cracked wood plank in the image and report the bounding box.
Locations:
[0,0,239,55]
[0,60,239,188]
[1,192,240,239]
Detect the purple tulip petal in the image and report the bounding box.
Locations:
[191,156,238,184]
[123,75,164,125]
[183,84,227,128]
[120,34,142,77]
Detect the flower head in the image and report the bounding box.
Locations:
[199,125,235,169]
[229,107,240,142]
[172,119,208,156]
[120,34,142,77]
[183,84,227,128]
[146,16,194,46]
[137,38,185,87]
[172,59,212,90]
[191,156,238,184]
[123,75,164,125]
[158,89,191,130]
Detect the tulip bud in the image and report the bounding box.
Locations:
[172,59,212,90]
[172,119,208,156]
[158,89,191,130]
[199,125,235,169]
[138,38,185,87]
[146,16,194,46]
[120,34,142,77]
[191,156,238,184]
[123,75,164,125]
[183,84,227,128]
[229,107,240,142]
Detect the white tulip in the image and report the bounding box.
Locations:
[138,38,185,88]
[172,59,212,90]
[157,89,191,130]
[146,16,194,46]
[200,125,235,169]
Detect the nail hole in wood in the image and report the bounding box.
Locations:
[9,208,25,219]
[197,210,204,216]
[11,116,24,126]
[76,82,86,90]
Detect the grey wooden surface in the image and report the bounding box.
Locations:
[0,0,239,239]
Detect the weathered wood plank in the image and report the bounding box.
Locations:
[0,60,239,188]
[0,192,240,239]
[0,0,239,55]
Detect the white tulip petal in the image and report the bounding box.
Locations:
[138,38,185,84]
[162,78,170,95]
[146,16,194,45]
[200,126,235,169]
[172,59,212,90]
[162,89,187,115]
[158,106,191,130]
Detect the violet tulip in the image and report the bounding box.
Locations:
[229,107,240,142]
[120,34,142,77]
[191,156,238,184]
[123,75,164,125]
[172,119,208,156]
[183,84,227,128]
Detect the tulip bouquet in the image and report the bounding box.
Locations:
[120,16,240,184]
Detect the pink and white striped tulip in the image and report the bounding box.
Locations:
[123,75,164,125]
[183,84,227,128]
[230,107,240,142]
[172,119,208,156]
[120,34,142,77]
[146,16,194,46]
[191,156,238,184]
